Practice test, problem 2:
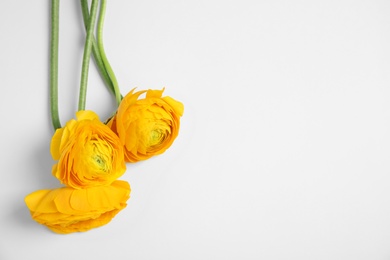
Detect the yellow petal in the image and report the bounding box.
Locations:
[163,96,184,116]
[76,110,100,121]
[25,181,131,234]
[25,189,57,213]
[50,128,64,160]
[146,88,164,98]
[51,112,126,189]
[108,88,183,163]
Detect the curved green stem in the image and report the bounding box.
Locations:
[50,0,61,130]
[96,0,122,105]
[78,0,99,111]
[80,0,115,96]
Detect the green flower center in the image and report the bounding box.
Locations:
[93,154,108,172]
[81,139,113,175]
[150,129,165,146]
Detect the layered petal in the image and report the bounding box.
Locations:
[107,88,183,162]
[25,181,131,234]
[51,110,126,189]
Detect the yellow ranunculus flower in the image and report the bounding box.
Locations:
[51,110,126,189]
[24,180,130,234]
[107,88,184,162]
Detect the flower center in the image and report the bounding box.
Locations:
[93,154,108,172]
[150,129,165,146]
[83,139,113,174]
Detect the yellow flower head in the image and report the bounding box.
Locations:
[51,110,126,189]
[107,88,184,162]
[24,180,130,234]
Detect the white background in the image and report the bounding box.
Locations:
[1,0,390,259]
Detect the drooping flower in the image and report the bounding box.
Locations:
[25,180,130,234]
[51,110,126,189]
[107,88,184,162]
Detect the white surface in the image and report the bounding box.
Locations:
[1,0,390,259]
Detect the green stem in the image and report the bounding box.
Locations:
[80,0,115,96]
[96,0,122,105]
[78,0,99,111]
[80,0,122,106]
[50,0,61,130]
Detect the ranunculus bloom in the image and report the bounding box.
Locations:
[25,181,130,234]
[51,110,126,189]
[107,88,184,162]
